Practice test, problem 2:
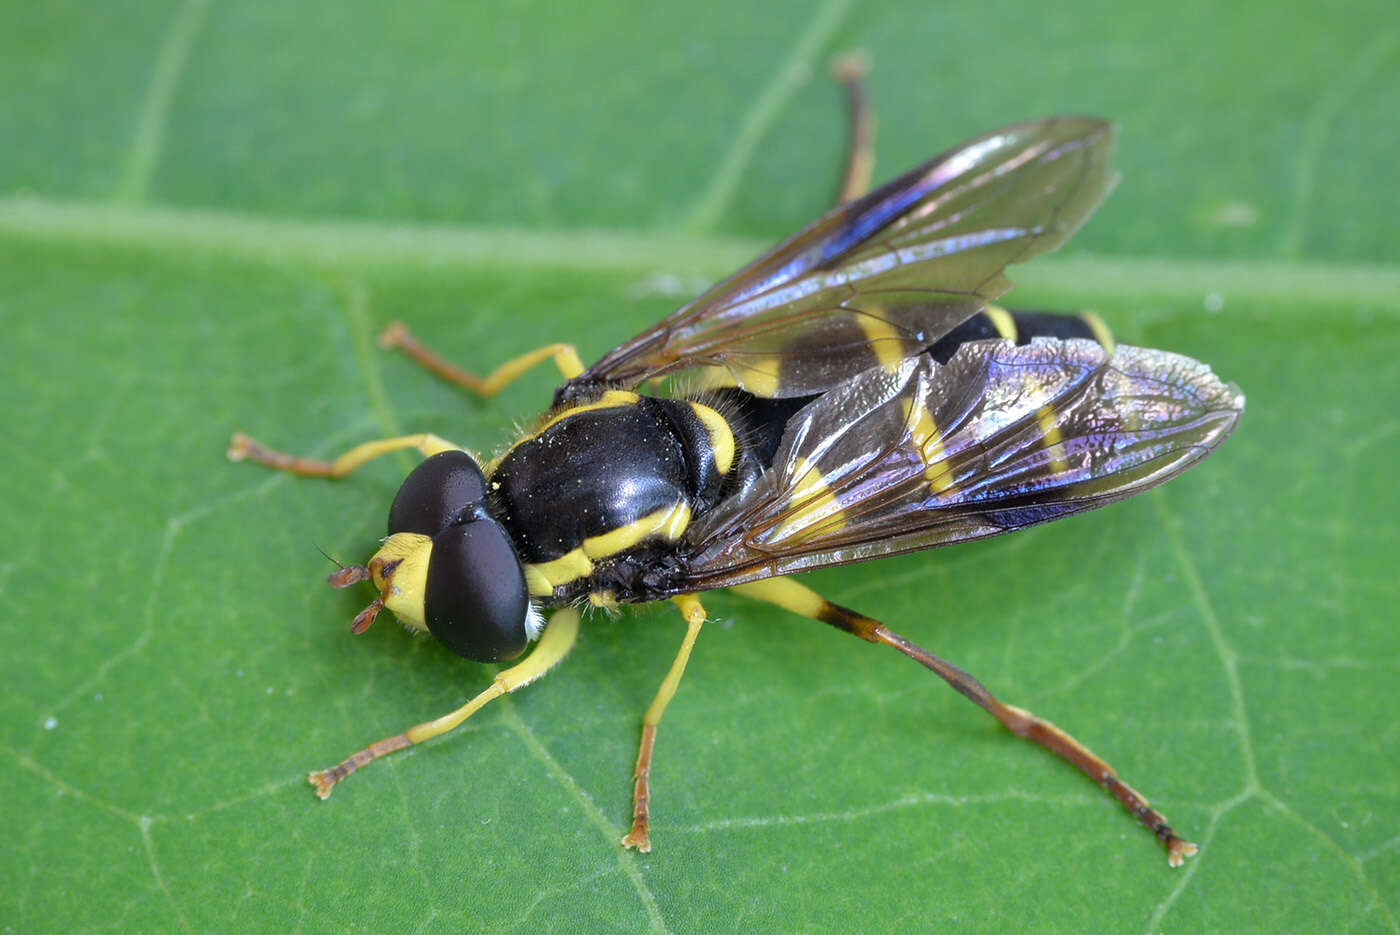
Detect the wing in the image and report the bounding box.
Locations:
[674,339,1244,591]
[560,117,1117,401]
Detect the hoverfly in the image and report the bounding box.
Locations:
[230,83,1241,867]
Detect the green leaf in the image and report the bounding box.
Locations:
[3,1,1396,932]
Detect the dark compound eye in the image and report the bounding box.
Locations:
[424,519,530,662]
[388,450,488,536]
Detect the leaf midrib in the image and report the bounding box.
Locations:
[3,195,1399,311]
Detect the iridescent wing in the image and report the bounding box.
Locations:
[561,118,1117,401]
[675,339,1244,590]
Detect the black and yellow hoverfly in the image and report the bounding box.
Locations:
[231,99,1241,867]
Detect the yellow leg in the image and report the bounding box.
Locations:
[379,321,584,395]
[227,431,462,478]
[731,576,1199,867]
[831,52,875,205]
[621,594,707,852]
[308,607,581,798]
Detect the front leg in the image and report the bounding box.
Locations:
[227,431,462,477]
[378,321,584,395]
[309,607,581,798]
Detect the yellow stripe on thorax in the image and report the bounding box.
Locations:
[486,390,640,474]
[901,399,957,494]
[584,502,690,561]
[533,389,639,436]
[688,402,735,476]
[522,501,692,597]
[522,550,592,598]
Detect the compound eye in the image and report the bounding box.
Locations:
[424,519,529,662]
[388,450,488,536]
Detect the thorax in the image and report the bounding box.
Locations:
[487,391,734,604]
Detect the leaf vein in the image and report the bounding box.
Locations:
[498,702,673,935]
[117,0,211,203]
[681,0,857,232]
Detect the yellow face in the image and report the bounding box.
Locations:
[367,532,433,633]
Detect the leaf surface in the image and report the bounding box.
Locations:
[2,1,1396,932]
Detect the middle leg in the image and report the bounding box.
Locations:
[621,594,708,853]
